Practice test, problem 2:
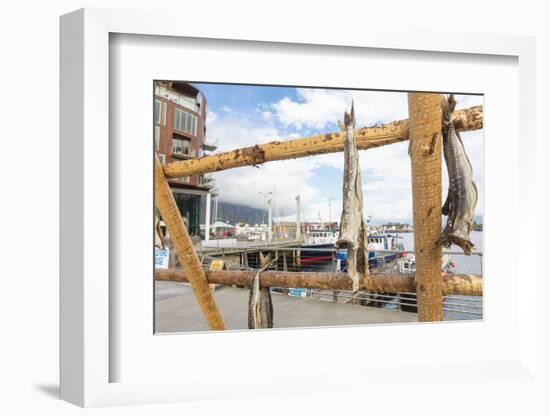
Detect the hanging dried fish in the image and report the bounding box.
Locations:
[155,208,165,249]
[439,94,478,255]
[335,103,369,292]
[248,252,276,329]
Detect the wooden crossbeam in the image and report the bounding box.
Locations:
[155,269,483,297]
[164,105,483,178]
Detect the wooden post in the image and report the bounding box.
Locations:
[408,93,443,321]
[154,154,225,330]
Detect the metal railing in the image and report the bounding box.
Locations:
[202,136,219,150]
[192,250,483,320]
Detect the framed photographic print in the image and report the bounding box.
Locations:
[60,8,537,407]
[152,81,484,334]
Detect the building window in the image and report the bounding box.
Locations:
[174,107,197,136]
[154,99,161,124]
[172,136,191,156]
[154,125,160,150]
[173,193,201,236]
[154,100,167,126]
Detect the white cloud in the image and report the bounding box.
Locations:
[272,88,409,130]
[206,111,323,214]
[206,110,218,124]
[454,94,483,109]
[205,91,483,224]
[361,141,413,223]
[206,114,280,152]
[213,159,323,215]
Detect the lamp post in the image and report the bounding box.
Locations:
[259,191,273,241]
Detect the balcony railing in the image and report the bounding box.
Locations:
[199,175,216,189]
[155,85,199,113]
[202,136,219,151]
[171,151,193,160]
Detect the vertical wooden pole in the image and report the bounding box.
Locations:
[331,251,338,302]
[154,154,225,330]
[407,93,443,322]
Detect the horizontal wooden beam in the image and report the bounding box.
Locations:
[155,269,483,296]
[164,105,483,178]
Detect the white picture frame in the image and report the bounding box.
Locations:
[60,8,537,407]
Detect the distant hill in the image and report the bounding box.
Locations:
[200,200,267,225]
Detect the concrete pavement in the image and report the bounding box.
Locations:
[155,282,418,332]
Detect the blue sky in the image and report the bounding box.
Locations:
[193,82,484,225]
[195,83,299,115]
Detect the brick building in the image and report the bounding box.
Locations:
[154,81,217,236]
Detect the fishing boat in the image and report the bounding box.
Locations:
[300,229,402,268]
[334,233,402,271]
[299,229,339,264]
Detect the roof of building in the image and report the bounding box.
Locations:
[169,81,200,97]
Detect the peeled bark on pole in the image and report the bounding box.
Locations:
[408,93,444,322]
[155,269,483,297]
[154,154,225,330]
[163,106,483,178]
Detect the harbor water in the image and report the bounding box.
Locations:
[297,231,483,320]
[398,230,483,275]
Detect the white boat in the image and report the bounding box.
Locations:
[396,253,455,274]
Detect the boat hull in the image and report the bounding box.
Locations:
[336,250,398,270]
[299,244,335,264]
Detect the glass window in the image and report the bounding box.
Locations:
[172,136,191,156]
[154,126,160,150]
[174,108,198,136]
[173,193,201,236]
[154,100,161,124]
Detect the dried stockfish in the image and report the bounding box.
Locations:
[248,252,276,329]
[155,208,165,249]
[335,103,369,292]
[439,95,478,255]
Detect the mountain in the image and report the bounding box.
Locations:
[200,200,267,225]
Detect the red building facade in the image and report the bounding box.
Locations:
[154,81,217,236]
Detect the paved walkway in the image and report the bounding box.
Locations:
[155,282,418,333]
